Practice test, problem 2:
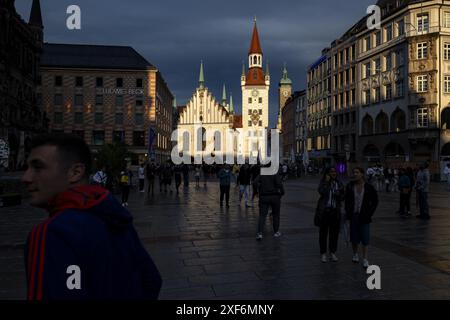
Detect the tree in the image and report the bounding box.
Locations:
[95,142,130,192]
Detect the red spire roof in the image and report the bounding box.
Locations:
[248,21,263,55]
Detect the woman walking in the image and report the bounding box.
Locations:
[345,168,379,268]
[314,167,345,263]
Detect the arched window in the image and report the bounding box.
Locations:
[375,111,389,133]
[254,56,257,65]
[214,131,221,152]
[384,142,405,159]
[197,127,206,151]
[390,108,406,132]
[362,114,374,135]
[182,131,190,152]
[442,107,450,130]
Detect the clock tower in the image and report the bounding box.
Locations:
[277,63,292,130]
[241,19,270,133]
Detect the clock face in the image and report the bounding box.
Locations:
[283,90,289,97]
[252,89,259,97]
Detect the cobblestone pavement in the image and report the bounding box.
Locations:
[1,176,450,300]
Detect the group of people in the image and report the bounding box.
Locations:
[315,167,378,268]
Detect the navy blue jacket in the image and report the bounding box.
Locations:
[25,185,162,300]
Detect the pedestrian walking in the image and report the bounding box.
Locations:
[92,167,107,187]
[218,165,232,207]
[238,164,252,207]
[174,165,182,194]
[444,163,450,190]
[314,167,345,263]
[398,168,412,217]
[182,163,190,188]
[194,166,201,188]
[253,165,285,240]
[250,164,260,206]
[162,162,173,193]
[416,163,431,220]
[22,134,161,299]
[138,164,145,192]
[120,170,131,206]
[146,162,156,196]
[406,167,415,215]
[345,167,379,268]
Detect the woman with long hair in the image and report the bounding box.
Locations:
[314,167,345,263]
[345,167,379,268]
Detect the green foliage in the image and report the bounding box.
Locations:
[96,142,130,180]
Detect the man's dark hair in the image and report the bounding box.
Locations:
[30,134,92,177]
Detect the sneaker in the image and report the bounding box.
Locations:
[363,259,369,268]
[256,233,263,241]
[330,253,338,262]
[122,203,126,207]
[321,254,328,263]
[352,254,359,263]
[125,202,128,207]
[274,231,282,238]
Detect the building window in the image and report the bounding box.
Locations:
[417,108,429,128]
[136,78,143,88]
[374,87,381,103]
[385,54,392,71]
[445,12,450,28]
[397,19,405,35]
[351,89,356,106]
[115,113,124,125]
[133,131,145,146]
[385,84,392,100]
[94,112,103,124]
[396,80,404,97]
[417,13,429,33]
[417,75,428,92]
[54,112,63,124]
[75,76,83,87]
[135,96,143,107]
[365,36,371,51]
[116,78,123,88]
[54,94,62,106]
[74,94,83,106]
[259,120,262,126]
[74,112,83,124]
[54,76,62,87]
[72,130,84,139]
[445,76,450,93]
[92,131,105,146]
[115,95,124,107]
[113,131,125,143]
[396,50,404,66]
[248,120,252,126]
[96,77,103,87]
[386,24,393,41]
[363,90,370,105]
[417,42,428,59]
[444,43,450,60]
[248,97,252,104]
[258,97,262,104]
[364,63,371,78]
[95,95,103,106]
[135,113,144,125]
[375,58,381,74]
[259,109,262,115]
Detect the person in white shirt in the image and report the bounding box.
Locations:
[93,167,107,187]
[138,164,145,192]
[444,164,450,190]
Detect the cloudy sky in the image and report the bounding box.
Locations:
[16,0,374,127]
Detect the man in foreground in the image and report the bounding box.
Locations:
[22,134,162,300]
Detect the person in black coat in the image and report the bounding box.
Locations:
[345,167,378,268]
[314,167,345,263]
[253,166,285,240]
